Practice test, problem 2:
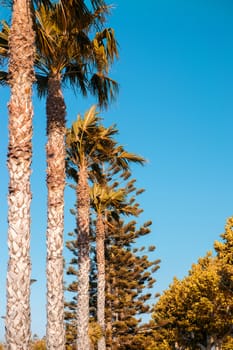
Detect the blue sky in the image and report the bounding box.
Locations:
[1,0,233,340]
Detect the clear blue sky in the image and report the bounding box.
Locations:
[0,0,233,340]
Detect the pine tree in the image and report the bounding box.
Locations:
[105,218,160,350]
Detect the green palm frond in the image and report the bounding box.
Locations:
[82,104,98,132]
[70,31,91,58]
[117,149,145,166]
[0,20,9,58]
[89,162,104,183]
[35,5,63,67]
[59,0,108,32]
[94,28,118,64]
[63,62,88,96]
[0,1,118,107]
[91,0,106,10]
[33,0,52,7]
[66,105,145,183]
[90,73,119,108]
[65,160,79,182]
[0,70,8,85]
[0,0,12,7]
[35,73,49,98]
[66,106,100,166]
[92,27,118,75]
[90,182,125,213]
[59,0,90,25]
[107,147,145,177]
[0,20,9,75]
[90,180,142,221]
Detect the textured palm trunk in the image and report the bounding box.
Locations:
[105,255,114,350]
[96,214,106,350]
[106,313,112,349]
[106,280,113,350]
[46,75,66,350]
[112,279,119,350]
[77,165,90,350]
[6,0,35,348]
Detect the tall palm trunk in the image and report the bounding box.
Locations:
[77,164,91,350]
[46,74,66,350]
[96,214,106,350]
[106,279,113,350]
[6,0,35,348]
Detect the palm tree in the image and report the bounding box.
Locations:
[1,3,118,348]
[34,4,118,347]
[5,0,35,348]
[66,106,115,350]
[0,1,115,349]
[66,105,145,350]
[3,1,56,348]
[90,182,143,350]
[1,5,66,349]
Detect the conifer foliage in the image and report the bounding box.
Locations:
[65,206,160,350]
[104,219,160,350]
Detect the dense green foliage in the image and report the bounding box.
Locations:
[65,211,160,349]
[215,216,233,294]
[150,217,233,350]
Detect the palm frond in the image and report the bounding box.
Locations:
[66,161,78,182]
[91,0,106,9]
[117,150,146,165]
[92,27,118,76]
[89,73,119,108]
[63,62,88,97]
[35,5,59,61]
[90,182,125,213]
[0,70,8,85]
[0,0,12,8]
[35,73,48,98]
[94,28,118,64]
[33,0,52,7]
[71,31,92,57]
[59,0,98,31]
[0,1,118,110]
[89,163,103,183]
[90,180,143,220]
[0,20,9,59]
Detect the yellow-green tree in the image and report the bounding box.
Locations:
[152,253,233,349]
[214,216,233,293]
[30,338,46,350]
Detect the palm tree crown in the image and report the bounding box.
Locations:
[34,2,118,106]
